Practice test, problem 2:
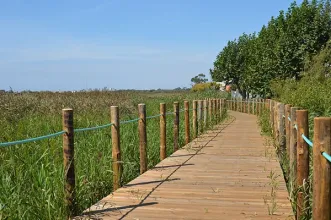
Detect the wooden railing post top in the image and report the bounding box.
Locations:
[160,103,166,114]
[62,108,73,112]
[110,106,118,109]
[138,103,146,107]
[290,106,300,111]
[296,109,308,113]
[315,117,331,121]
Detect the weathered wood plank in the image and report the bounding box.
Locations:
[76,111,294,220]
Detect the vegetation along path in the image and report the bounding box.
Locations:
[76,111,293,220]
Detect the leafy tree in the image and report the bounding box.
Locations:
[210,0,331,98]
[191,73,208,84]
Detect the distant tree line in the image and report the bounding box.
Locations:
[210,0,331,98]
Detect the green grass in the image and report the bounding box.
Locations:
[257,105,313,220]
[0,90,227,220]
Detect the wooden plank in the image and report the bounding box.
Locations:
[76,111,294,220]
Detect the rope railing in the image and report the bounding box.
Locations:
[266,99,331,219]
[302,134,313,148]
[75,123,113,132]
[286,115,313,148]
[146,114,162,119]
[322,152,331,163]
[166,112,174,116]
[120,118,140,125]
[0,109,188,148]
[1,98,228,219]
[0,131,65,148]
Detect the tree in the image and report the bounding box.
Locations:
[210,0,331,98]
[191,73,208,84]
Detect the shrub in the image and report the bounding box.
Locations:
[191,82,220,92]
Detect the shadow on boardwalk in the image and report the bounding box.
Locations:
[76,112,294,220]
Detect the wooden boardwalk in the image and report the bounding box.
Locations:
[77,111,293,220]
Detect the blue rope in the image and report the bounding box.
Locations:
[166,112,173,116]
[146,114,161,120]
[301,134,313,148]
[0,131,65,147]
[322,152,331,163]
[120,118,140,124]
[74,123,113,133]
[288,117,292,122]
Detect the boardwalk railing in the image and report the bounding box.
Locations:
[0,98,227,218]
[229,98,331,220]
[225,98,265,116]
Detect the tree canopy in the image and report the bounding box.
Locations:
[191,73,208,84]
[210,0,331,98]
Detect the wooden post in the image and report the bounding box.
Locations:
[240,98,244,112]
[259,99,263,115]
[198,100,203,134]
[204,100,208,128]
[248,99,250,114]
[256,99,259,115]
[224,99,227,111]
[233,98,235,111]
[273,102,278,138]
[219,99,222,120]
[238,99,240,112]
[285,104,292,161]
[138,104,147,174]
[266,99,270,110]
[277,103,285,152]
[184,101,190,145]
[243,100,246,113]
[261,99,264,114]
[215,99,220,124]
[193,100,198,138]
[313,117,331,220]
[111,106,122,191]
[296,110,309,219]
[209,99,212,124]
[160,103,166,160]
[270,100,275,134]
[211,99,216,119]
[290,107,299,182]
[174,102,180,151]
[62,108,75,217]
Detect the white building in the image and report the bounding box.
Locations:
[215,82,226,91]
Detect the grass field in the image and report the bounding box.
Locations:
[0,90,227,220]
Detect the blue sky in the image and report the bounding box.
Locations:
[0,0,302,91]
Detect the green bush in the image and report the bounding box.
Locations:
[191,82,220,92]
